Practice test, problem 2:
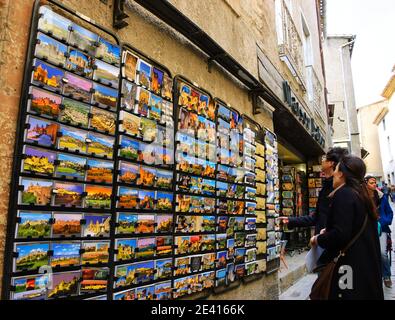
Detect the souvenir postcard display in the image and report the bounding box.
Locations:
[280,166,295,217]
[112,45,174,301]
[254,128,267,274]
[264,129,281,271]
[308,169,323,216]
[3,3,123,301]
[173,79,216,298]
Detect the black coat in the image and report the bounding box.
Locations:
[316,186,383,300]
[287,176,333,235]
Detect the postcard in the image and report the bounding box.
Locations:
[20,178,52,206]
[55,153,85,180]
[135,284,155,300]
[96,37,120,65]
[50,242,80,267]
[94,59,119,88]
[216,251,227,269]
[174,256,190,276]
[86,159,113,184]
[136,59,152,89]
[83,213,111,237]
[81,241,110,265]
[85,185,112,209]
[155,258,172,280]
[63,72,92,103]
[116,213,137,234]
[69,23,98,54]
[155,281,172,300]
[216,233,227,251]
[139,142,156,165]
[161,73,172,101]
[59,98,90,127]
[119,136,139,161]
[156,214,172,233]
[116,238,137,261]
[234,248,246,264]
[218,104,231,122]
[149,94,162,121]
[141,118,157,142]
[136,86,150,117]
[53,182,83,207]
[38,6,71,41]
[257,242,266,255]
[23,146,55,175]
[80,267,108,293]
[32,59,64,92]
[216,269,227,287]
[11,274,48,300]
[245,248,257,263]
[66,47,93,77]
[178,83,191,107]
[90,107,116,134]
[120,111,139,137]
[201,178,215,197]
[200,271,215,290]
[118,187,138,209]
[187,255,200,273]
[227,238,235,260]
[173,276,189,299]
[16,211,51,239]
[138,190,155,210]
[235,264,245,278]
[199,252,214,271]
[175,194,190,213]
[118,162,138,185]
[161,114,174,129]
[47,271,80,299]
[235,232,246,247]
[156,235,172,256]
[178,107,198,136]
[226,263,235,284]
[52,212,82,237]
[189,235,201,253]
[149,67,164,96]
[113,288,136,300]
[136,166,155,188]
[200,234,215,252]
[58,125,87,153]
[245,261,256,276]
[14,242,49,272]
[257,228,266,241]
[218,118,230,136]
[154,169,172,190]
[29,86,61,119]
[92,82,118,110]
[156,192,173,211]
[121,80,137,112]
[87,132,114,158]
[135,237,156,259]
[201,216,216,232]
[175,236,190,255]
[245,217,257,231]
[135,214,155,234]
[198,94,209,118]
[26,116,58,147]
[123,50,138,81]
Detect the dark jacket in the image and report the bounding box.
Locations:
[287,176,333,235]
[317,186,383,300]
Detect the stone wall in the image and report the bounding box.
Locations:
[0,0,278,298]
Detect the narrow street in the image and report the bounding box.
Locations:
[280,202,395,300]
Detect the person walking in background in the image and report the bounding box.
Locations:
[365,175,393,288]
[310,156,383,300]
[381,182,389,196]
[279,147,349,234]
[390,185,395,202]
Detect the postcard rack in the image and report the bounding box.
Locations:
[3,0,281,301]
[2,0,123,300]
[264,129,281,274]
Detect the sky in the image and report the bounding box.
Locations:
[326,0,395,107]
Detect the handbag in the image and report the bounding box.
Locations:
[309,214,368,300]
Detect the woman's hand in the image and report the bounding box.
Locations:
[310,235,318,246]
[319,228,326,235]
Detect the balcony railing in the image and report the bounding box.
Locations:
[277,0,306,90]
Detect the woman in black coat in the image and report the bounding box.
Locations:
[310,155,384,300]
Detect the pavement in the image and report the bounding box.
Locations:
[280,201,395,300]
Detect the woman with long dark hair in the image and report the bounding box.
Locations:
[310,155,383,299]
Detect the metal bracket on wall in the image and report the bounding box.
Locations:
[113,0,129,29]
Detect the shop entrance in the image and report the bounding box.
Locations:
[277,140,311,257]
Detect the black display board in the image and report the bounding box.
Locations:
[2,0,280,300]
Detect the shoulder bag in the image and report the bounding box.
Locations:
[309,214,368,300]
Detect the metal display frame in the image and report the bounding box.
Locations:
[1,0,122,300]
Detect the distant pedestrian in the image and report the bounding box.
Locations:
[310,155,383,300]
[390,185,395,202]
[381,183,389,196]
[365,175,393,288]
